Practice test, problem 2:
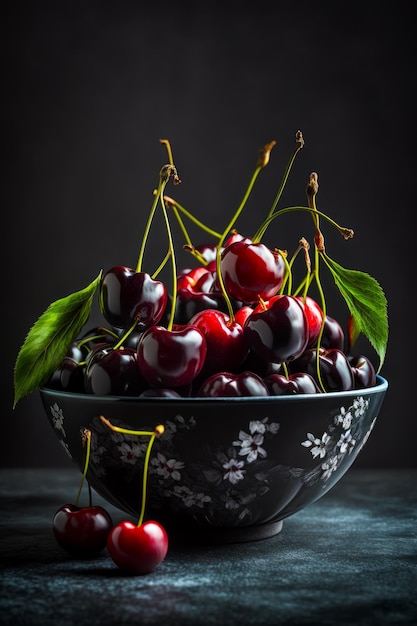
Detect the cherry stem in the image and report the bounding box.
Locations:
[74,429,91,507]
[99,417,164,527]
[254,205,354,242]
[151,249,172,279]
[112,320,138,350]
[215,141,276,321]
[164,195,222,240]
[160,194,177,331]
[266,130,305,220]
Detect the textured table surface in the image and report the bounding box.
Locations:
[0,468,416,626]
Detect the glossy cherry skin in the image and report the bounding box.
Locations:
[173,290,229,325]
[189,309,248,379]
[290,348,355,392]
[53,504,113,557]
[85,346,146,395]
[107,520,168,575]
[197,371,269,397]
[296,296,324,348]
[177,266,215,293]
[321,315,345,351]
[264,372,321,395]
[349,354,376,388]
[99,266,168,330]
[244,295,309,363]
[137,325,207,387]
[47,356,86,392]
[220,241,285,304]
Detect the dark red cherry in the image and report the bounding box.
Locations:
[349,354,376,388]
[137,325,207,387]
[290,348,355,392]
[47,356,85,392]
[99,266,168,330]
[321,315,345,351]
[85,346,146,395]
[264,372,321,395]
[197,371,269,397]
[173,290,229,325]
[53,504,113,556]
[139,388,182,398]
[220,241,285,304]
[244,295,309,363]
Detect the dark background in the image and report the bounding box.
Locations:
[3,0,415,468]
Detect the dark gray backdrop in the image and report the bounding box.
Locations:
[3,1,415,468]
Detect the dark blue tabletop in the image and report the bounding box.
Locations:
[0,468,416,626]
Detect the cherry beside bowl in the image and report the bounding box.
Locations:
[40,376,388,544]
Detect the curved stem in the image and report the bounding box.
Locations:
[136,180,167,273]
[164,196,222,239]
[254,205,354,243]
[112,320,138,350]
[266,130,304,220]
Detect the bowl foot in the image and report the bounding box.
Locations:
[165,519,284,545]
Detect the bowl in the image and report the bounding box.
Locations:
[40,376,388,544]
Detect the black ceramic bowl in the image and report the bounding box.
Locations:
[40,376,388,543]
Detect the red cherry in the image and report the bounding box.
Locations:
[177,266,214,293]
[53,504,113,556]
[234,305,254,327]
[220,241,285,304]
[349,354,376,388]
[189,309,248,379]
[197,371,269,397]
[244,294,309,363]
[107,520,168,575]
[264,372,321,395]
[137,325,207,387]
[290,348,355,391]
[99,266,168,330]
[321,315,345,351]
[295,296,324,347]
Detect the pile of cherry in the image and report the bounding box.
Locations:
[47,233,376,398]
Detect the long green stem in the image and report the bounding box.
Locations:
[99,417,164,527]
[165,196,222,240]
[254,205,354,243]
[136,184,165,273]
[138,432,157,527]
[266,130,304,220]
[160,195,177,331]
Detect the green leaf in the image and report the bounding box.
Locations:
[320,253,388,373]
[13,271,102,407]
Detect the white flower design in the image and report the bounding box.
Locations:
[118,441,146,465]
[321,455,339,480]
[233,430,267,463]
[222,458,246,484]
[337,430,356,454]
[301,432,330,459]
[334,406,353,430]
[353,396,369,417]
[50,403,66,436]
[172,484,211,508]
[151,452,184,481]
[59,438,72,459]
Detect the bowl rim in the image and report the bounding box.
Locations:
[39,375,388,404]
